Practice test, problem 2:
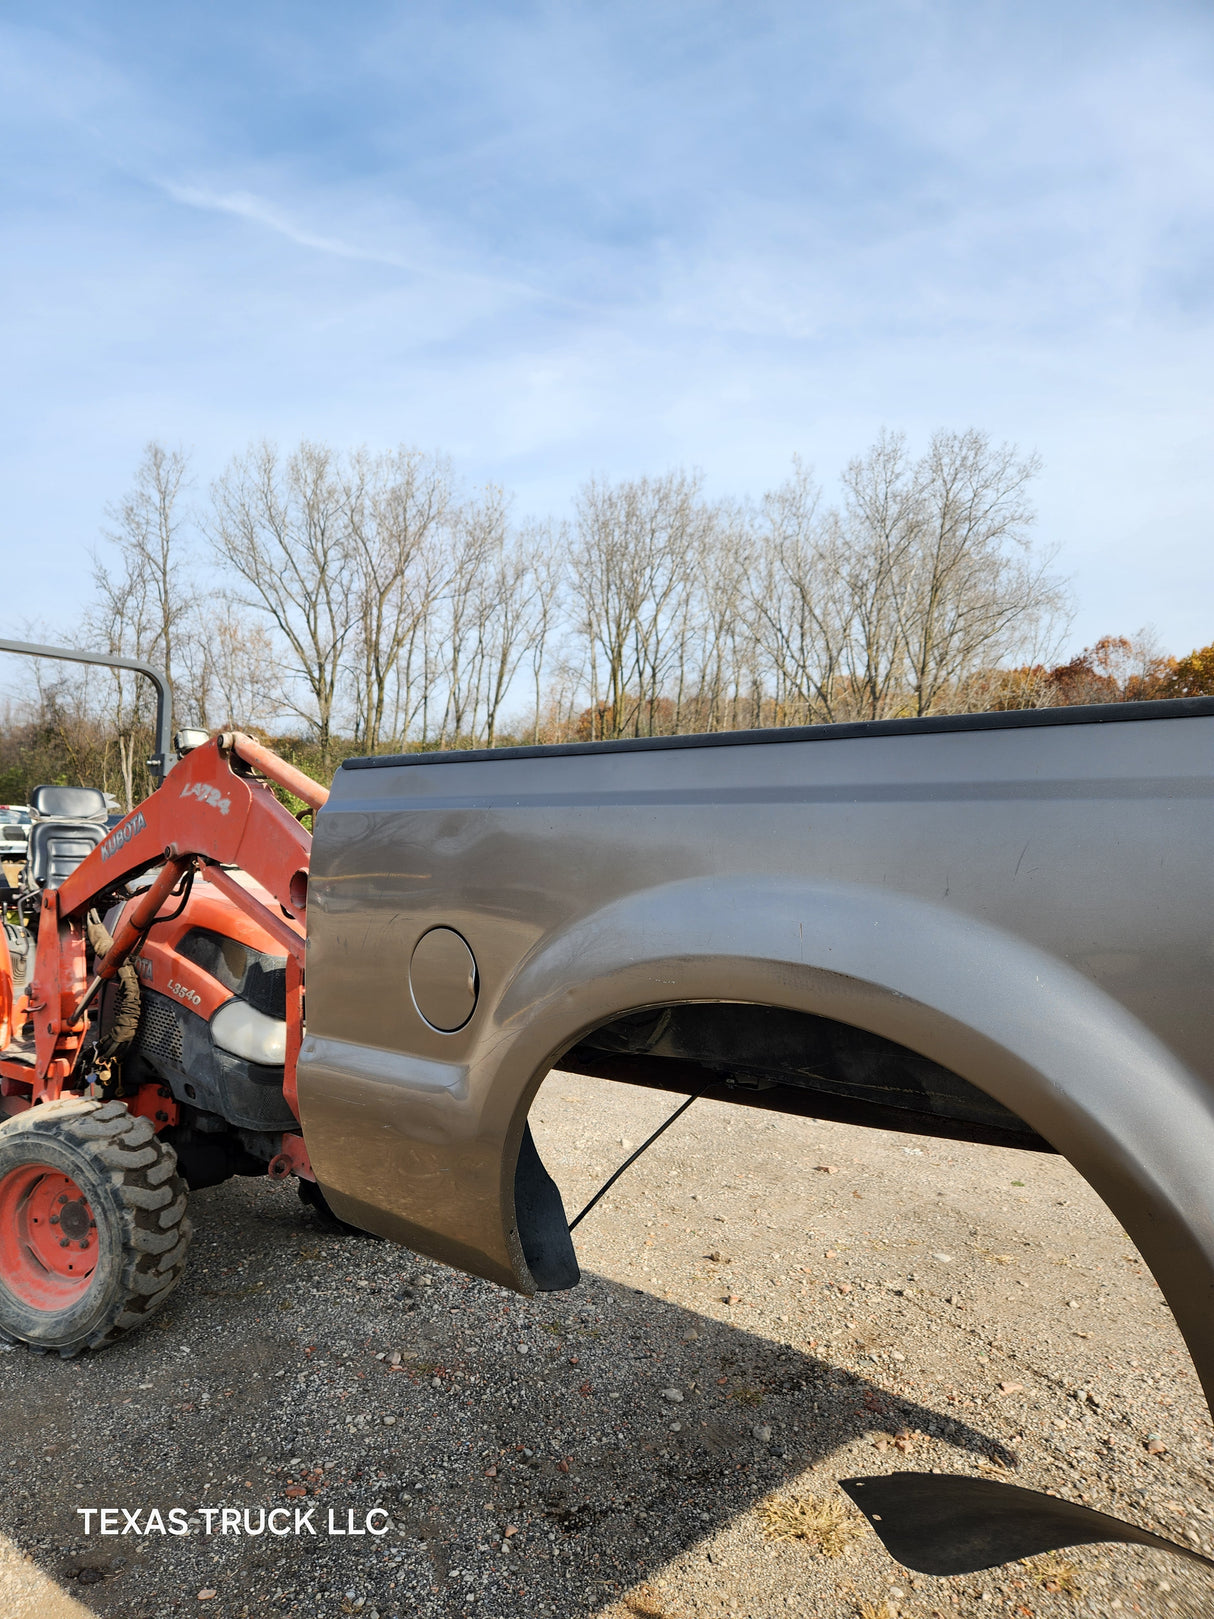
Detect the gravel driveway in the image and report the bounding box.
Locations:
[0,1071,1210,1619]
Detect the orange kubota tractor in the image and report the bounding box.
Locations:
[0,639,329,1356]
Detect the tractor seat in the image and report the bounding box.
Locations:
[29,786,108,822]
[25,785,109,889]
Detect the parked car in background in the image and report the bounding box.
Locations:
[0,807,31,875]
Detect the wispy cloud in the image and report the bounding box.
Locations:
[160,181,413,269]
[156,178,586,316]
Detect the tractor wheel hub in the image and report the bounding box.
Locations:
[0,1165,97,1308]
[58,1199,91,1241]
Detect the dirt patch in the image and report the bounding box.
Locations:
[0,1072,1207,1617]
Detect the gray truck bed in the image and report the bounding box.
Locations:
[298,696,1214,1414]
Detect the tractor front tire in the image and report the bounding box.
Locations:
[0,1098,191,1356]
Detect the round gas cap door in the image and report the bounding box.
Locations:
[409,928,479,1032]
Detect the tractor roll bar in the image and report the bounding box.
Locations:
[0,638,174,781]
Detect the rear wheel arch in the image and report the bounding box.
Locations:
[495,876,1214,1417]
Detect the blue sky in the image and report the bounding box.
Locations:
[4,0,1214,656]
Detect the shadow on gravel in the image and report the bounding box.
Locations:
[0,1184,1018,1618]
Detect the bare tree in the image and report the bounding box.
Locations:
[87,444,195,801]
[346,448,454,752]
[26,658,119,806]
[88,528,159,809]
[100,443,193,692]
[439,486,507,746]
[181,605,281,733]
[852,429,1059,716]
[749,463,850,724]
[475,525,557,747]
[570,471,709,739]
[834,431,923,719]
[661,498,750,733]
[209,441,354,769]
[752,432,1065,725]
[521,524,566,744]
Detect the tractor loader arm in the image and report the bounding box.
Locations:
[55,732,318,924]
[12,734,324,1109]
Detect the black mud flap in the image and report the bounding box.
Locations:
[841,1472,1214,1577]
[514,1122,581,1291]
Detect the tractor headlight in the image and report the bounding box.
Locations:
[210,999,287,1066]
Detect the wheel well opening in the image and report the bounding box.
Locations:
[557,1001,1052,1153]
[514,998,1050,1295]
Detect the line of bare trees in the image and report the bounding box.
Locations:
[93,441,564,772]
[80,427,1065,758]
[13,424,1192,807]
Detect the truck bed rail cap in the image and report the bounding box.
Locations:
[340,695,1214,772]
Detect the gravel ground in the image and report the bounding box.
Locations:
[1,1071,1211,1619]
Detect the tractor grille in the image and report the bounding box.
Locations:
[134,993,184,1070]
